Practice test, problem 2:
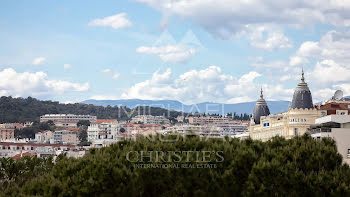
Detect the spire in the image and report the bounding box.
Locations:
[260,87,263,99]
[301,67,305,82]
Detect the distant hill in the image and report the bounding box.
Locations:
[82,99,291,115]
[0,97,185,123]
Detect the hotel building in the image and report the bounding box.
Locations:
[249,70,323,141]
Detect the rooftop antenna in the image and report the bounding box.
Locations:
[334,90,344,100]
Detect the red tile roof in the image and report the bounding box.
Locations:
[92,119,117,124]
[12,152,37,160]
[67,128,79,131]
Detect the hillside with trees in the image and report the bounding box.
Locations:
[0,96,186,123]
[0,96,251,123]
[1,135,350,196]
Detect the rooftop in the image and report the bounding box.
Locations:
[315,115,350,124]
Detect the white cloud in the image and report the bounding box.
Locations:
[310,60,350,84]
[313,88,337,102]
[90,95,119,100]
[136,44,196,63]
[32,57,47,65]
[291,30,350,98]
[101,69,120,79]
[63,64,71,70]
[0,68,89,98]
[245,26,293,50]
[101,69,111,73]
[297,30,350,66]
[251,32,293,50]
[113,72,120,79]
[88,13,132,29]
[289,55,309,66]
[120,66,293,104]
[135,0,350,38]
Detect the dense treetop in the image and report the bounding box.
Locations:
[1,135,350,196]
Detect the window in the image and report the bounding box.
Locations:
[294,128,298,136]
[347,149,350,158]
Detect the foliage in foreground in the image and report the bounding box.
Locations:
[0,156,55,192]
[2,135,350,197]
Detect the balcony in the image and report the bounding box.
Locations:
[307,127,332,135]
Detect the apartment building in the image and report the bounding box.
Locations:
[54,130,78,145]
[55,121,78,128]
[185,116,248,135]
[121,123,163,136]
[163,124,222,136]
[40,114,97,123]
[131,115,170,124]
[0,124,15,141]
[308,99,350,164]
[87,119,119,142]
[35,130,54,144]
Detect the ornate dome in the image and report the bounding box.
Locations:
[291,69,313,109]
[253,88,270,124]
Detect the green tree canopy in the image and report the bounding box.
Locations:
[2,135,350,196]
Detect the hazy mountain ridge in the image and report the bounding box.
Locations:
[82,99,291,115]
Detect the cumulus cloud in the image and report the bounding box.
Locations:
[135,0,350,38]
[289,55,309,67]
[136,44,196,63]
[0,68,89,98]
[63,64,71,70]
[296,30,350,66]
[32,57,47,65]
[120,66,292,104]
[245,26,293,50]
[310,60,350,84]
[101,69,111,73]
[289,30,350,99]
[88,13,132,29]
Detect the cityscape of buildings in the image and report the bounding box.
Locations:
[1,70,350,164]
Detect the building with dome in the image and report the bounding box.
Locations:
[252,88,270,125]
[249,70,324,141]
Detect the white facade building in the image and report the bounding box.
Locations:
[309,115,350,165]
[35,130,54,144]
[87,119,119,143]
[185,116,248,135]
[40,114,97,123]
[131,115,170,124]
[0,142,80,158]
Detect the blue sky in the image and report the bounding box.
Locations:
[1,0,350,104]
